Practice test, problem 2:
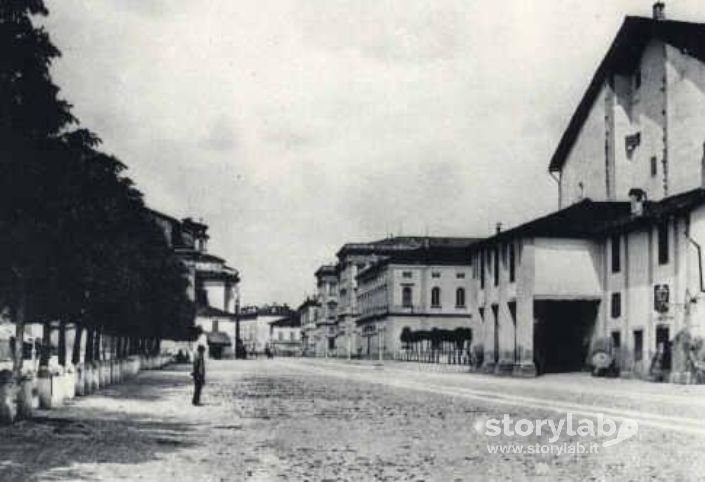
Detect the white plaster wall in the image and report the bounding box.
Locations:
[391,267,424,309]
[533,238,602,299]
[559,86,608,207]
[686,206,705,339]
[613,40,667,201]
[203,281,227,311]
[667,44,705,197]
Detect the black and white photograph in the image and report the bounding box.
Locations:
[2,1,705,480]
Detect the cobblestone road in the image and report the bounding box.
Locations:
[1,359,705,481]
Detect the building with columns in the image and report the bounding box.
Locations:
[469,4,705,381]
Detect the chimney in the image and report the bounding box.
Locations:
[628,188,647,216]
[495,222,502,235]
[652,2,665,21]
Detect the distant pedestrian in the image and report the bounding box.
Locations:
[191,345,206,405]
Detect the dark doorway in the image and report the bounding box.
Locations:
[656,325,671,370]
[534,300,599,374]
[208,344,224,359]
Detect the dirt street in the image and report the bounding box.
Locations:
[1,359,704,481]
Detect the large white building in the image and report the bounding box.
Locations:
[355,241,478,360]
[471,4,705,382]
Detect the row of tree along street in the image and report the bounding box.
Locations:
[0,2,197,423]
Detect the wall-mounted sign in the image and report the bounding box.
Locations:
[654,284,670,313]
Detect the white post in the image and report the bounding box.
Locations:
[378,325,383,363]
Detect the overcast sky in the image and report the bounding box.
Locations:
[44,1,704,306]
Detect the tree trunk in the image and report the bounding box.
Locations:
[58,321,67,367]
[40,321,51,367]
[12,279,28,376]
[94,329,102,362]
[85,329,95,363]
[72,325,83,365]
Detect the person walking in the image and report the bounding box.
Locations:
[191,345,206,405]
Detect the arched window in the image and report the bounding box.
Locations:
[456,287,466,307]
[431,287,441,307]
[402,286,413,307]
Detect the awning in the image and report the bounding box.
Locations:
[206,331,232,346]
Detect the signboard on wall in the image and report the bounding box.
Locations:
[654,284,670,313]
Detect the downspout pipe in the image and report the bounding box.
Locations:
[686,233,705,294]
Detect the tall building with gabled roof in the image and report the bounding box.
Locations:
[551,3,705,207]
[470,4,705,382]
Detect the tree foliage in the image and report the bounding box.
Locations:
[0,1,196,372]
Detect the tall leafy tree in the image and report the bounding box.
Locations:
[0,0,75,374]
[0,1,197,375]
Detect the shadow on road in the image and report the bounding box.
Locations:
[0,365,198,482]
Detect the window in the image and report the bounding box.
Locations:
[509,243,516,283]
[290,331,295,341]
[431,287,441,307]
[431,272,441,278]
[611,292,622,318]
[402,286,413,307]
[634,329,643,362]
[611,235,621,273]
[493,247,499,286]
[456,272,465,279]
[480,252,485,289]
[611,331,621,349]
[651,156,657,177]
[278,331,283,341]
[456,288,466,307]
[625,132,641,158]
[658,222,669,265]
[402,271,413,279]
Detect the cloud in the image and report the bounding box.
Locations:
[201,115,239,152]
[42,0,705,305]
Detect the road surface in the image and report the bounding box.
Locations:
[1,358,704,481]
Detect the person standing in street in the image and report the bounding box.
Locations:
[191,345,206,405]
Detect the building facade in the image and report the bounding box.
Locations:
[313,237,478,359]
[313,265,338,357]
[297,297,320,356]
[237,304,295,356]
[355,247,478,359]
[270,314,303,356]
[149,211,240,359]
[470,5,705,382]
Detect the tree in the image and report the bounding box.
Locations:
[0,1,76,374]
[0,2,197,375]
